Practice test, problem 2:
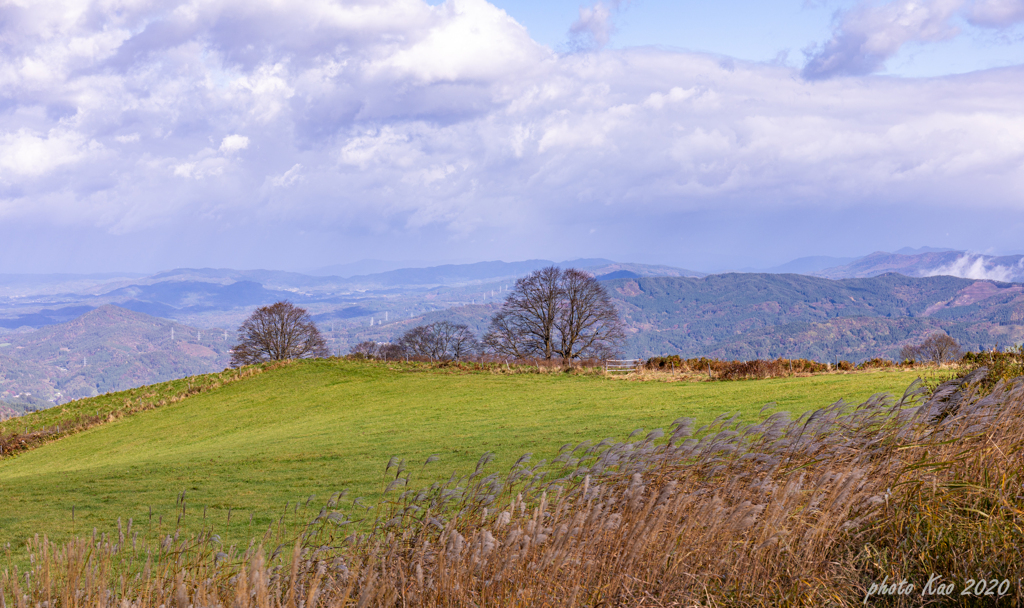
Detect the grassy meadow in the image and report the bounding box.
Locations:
[0,359,940,552]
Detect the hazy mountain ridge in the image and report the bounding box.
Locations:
[0,259,703,332]
[815,251,1024,282]
[758,256,858,274]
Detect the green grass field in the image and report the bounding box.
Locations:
[0,360,943,550]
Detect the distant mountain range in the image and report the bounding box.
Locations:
[343,271,1024,363]
[737,248,1024,283]
[0,259,705,331]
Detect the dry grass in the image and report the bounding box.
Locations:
[5,375,1024,606]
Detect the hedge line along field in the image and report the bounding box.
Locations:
[0,359,941,551]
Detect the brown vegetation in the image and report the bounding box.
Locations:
[5,373,1024,606]
[642,355,875,380]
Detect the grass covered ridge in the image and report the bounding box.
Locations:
[0,359,937,552]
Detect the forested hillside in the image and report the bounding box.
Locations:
[607,273,1024,360]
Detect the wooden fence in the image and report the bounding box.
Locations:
[605,359,641,374]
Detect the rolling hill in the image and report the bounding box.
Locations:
[0,306,231,412]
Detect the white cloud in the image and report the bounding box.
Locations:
[376,0,548,82]
[0,128,101,177]
[271,164,304,188]
[643,87,697,109]
[803,0,965,79]
[219,135,250,154]
[803,0,1024,79]
[568,0,631,51]
[570,3,614,50]
[926,254,1023,281]
[172,156,227,180]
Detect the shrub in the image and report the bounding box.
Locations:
[857,357,895,369]
[645,355,682,369]
[348,341,404,361]
[644,356,833,379]
[959,344,1024,389]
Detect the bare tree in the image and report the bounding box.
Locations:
[230,301,329,367]
[398,325,435,359]
[484,266,624,362]
[920,333,962,364]
[556,268,625,360]
[484,266,562,360]
[398,321,477,361]
[378,343,404,361]
[350,341,380,358]
[900,333,962,365]
[898,343,922,364]
[350,341,404,361]
[434,321,478,361]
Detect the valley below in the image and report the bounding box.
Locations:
[1,250,1023,414]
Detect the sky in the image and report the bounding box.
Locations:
[1,0,1023,274]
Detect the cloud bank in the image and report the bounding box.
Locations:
[927,254,1024,282]
[1,0,1023,271]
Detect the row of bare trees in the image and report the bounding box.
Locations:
[351,320,477,362]
[228,265,624,367]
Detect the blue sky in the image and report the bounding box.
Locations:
[491,0,1024,76]
[1,0,1023,274]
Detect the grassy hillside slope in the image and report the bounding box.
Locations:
[0,360,937,549]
